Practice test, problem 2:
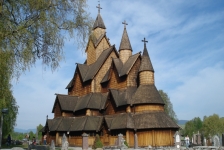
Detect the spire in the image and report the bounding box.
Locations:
[139,38,154,72]
[119,20,132,51]
[93,3,106,29]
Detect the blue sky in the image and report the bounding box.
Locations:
[13,0,224,130]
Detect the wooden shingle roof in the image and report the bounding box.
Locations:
[139,43,154,72]
[109,87,137,107]
[74,92,108,112]
[112,53,140,77]
[52,94,78,113]
[47,116,103,132]
[131,85,165,106]
[93,13,106,29]
[119,27,132,51]
[105,112,179,130]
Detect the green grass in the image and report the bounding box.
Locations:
[1,144,27,149]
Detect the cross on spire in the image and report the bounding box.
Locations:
[122,20,128,28]
[96,3,102,14]
[142,37,148,48]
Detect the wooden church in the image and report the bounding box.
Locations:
[42,4,179,147]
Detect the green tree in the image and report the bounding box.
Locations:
[36,124,43,140]
[158,90,178,123]
[0,0,92,78]
[0,52,19,138]
[202,114,222,137]
[184,117,203,137]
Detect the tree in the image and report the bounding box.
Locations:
[184,117,203,137]
[0,52,19,138]
[0,0,91,137]
[0,0,92,78]
[202,114,222,137]
[158,90,178,123]
[36,124,43,140]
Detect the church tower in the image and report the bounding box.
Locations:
[119,21,132,64]
[139,38,154,85]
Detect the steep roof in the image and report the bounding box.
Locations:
[47,116,103,132]
[52,94,78,113]
[74,92,108,112]
[139,42,154,72]
[109,87,137,107]
[70,116,103,131]
[93,13,106,29]
[131,85,165,106]
[119,27,132,51]
[105,113,134,130]
[105,112,179,130]
[112,53,140,77]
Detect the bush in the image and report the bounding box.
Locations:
[124,140,129,148]
[92,134,103,149]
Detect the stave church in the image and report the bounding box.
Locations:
[42,4,179,148]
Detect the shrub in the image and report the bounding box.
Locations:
[92,134,103,149]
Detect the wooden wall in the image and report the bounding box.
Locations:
[139,71,154,85]
[127,57,140,87]
[62,112,74,117]
[71,70,91,96]
[92,51,117,93]
[134,104,164,112]
[54,102,61,118]
[119,49,132,64]
[86,40,96,65]
[108,65,127,89]
[95,37,110,60]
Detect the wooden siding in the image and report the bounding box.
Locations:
[127,57,141,87]
[134,104,164,112]
[108,66,127,89]
[105,98,126,115]
[119,50,132,64]
[94,28,105,39]
[137,129,175,147]
[140,71,154,85]
[86,40,96,65]
[92,51,117,93]
[72,70,91,96]
[54,102,61,118]
[95,37,110,60]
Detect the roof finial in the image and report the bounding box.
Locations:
[122,20,128,28]
[142,37,148,48]
[96,1,102,14]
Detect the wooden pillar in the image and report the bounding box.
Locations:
[56,132,59,146]
[152,130,155,147]
[126,130,130,144]
[169,130,172,146]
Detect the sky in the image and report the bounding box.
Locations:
[12,0,224,130]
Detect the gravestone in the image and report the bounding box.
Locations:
[222,134,224,146]
[193,133,197,144]
[61,133,69,150]
[134,133,138,149]
[213,135,220,147]
[204,137,207,146]
[82,133,89,150]
[197,131,201,145]
[50,140,55,150]
[174,131,181,148]
[118,133,123,147]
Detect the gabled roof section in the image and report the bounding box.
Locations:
[65,79,73,89]
[109,87,137,107]
[74,92,108,112]
[93,13,106,30]
[112,58,123,73]
[77,64,89,81]
[52,94,78,113]
[131,85,164,106]
[120,53,140,76]
[139,42,154,72]
[83,45,118,82]
[119,27,132,51]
